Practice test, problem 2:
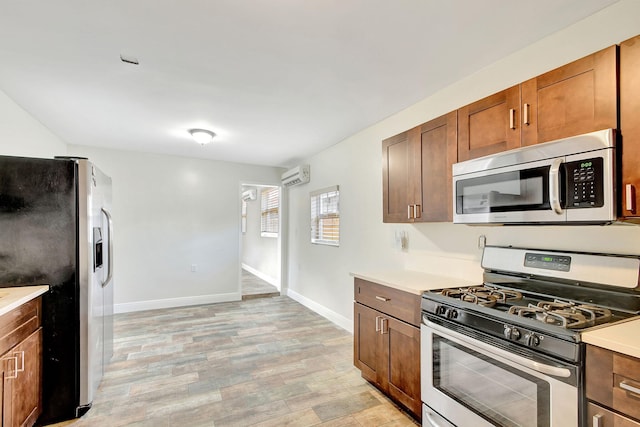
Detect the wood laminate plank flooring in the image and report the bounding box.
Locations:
[47,296,418,427]
[241,270,280,300]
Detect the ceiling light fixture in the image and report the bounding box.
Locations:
[189,129,216,145]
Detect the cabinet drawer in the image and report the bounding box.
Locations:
[354,278,421,327]
[587,402,640,427]
[587,345,640,422]
[0,297,42,356]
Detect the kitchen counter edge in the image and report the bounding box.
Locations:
[350,270,475,295]
[582,318,640,359]
[0,285,49,317]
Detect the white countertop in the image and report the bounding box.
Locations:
[350,270,476,295]
[0,285,49,316]
[582,318,640,359]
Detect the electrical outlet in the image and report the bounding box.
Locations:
[478,235,486,249]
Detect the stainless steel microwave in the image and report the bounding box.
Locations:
[452,129,616,225]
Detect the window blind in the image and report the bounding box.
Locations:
[311,185,339,246]
[261,187,279,236]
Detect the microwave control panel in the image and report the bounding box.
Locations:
[565,157,604,208]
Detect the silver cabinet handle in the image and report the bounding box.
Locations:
[523,103,530,125]
[375,296,389,302]
[549,158,564,215]
[375,316,381,332]
[101,207,114,288]
[592,413,603,427]
[414,204,421,219]
[620,380,640,396]
[13,351,24,373]
[509,108,516,129]
[626,184,636,213]
[5,355,18,379]
[407,205,413,219]
[380,318,388,334]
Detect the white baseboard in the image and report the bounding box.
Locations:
[286,288,352,334]
[114,292,241,314]
[241,263,279,288]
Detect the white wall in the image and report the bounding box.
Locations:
[287,0,640,332]
[241,185,280,286]
[0,89,67,157]
[67,145,283,312]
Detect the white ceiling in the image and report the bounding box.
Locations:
[0,0,618,167]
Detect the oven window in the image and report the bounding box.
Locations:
[433,336,550,427]
[456,166,551,214]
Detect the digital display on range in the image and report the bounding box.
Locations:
[524,253,571,272]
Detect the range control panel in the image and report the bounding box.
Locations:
[524,252,572,272]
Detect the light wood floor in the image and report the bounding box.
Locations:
[241,270,280,300]
[47,296,418,426]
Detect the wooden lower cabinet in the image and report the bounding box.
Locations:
[0,297,43,427]
[586,344,640,426]
[353,280,421,420]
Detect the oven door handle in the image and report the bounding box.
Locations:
[425,318,572,379]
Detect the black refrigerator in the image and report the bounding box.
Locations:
[0,155,114,424]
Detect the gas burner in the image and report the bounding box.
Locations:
[441,286,523,307]
[508,301,613,329]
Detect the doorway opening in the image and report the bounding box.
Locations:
[240,184,282,300]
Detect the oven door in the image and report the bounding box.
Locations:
[421,317,579,427]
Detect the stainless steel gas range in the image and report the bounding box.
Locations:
[420,246,640,427]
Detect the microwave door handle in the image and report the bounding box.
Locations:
[549,158,564,215]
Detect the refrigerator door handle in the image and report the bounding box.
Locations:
[101,207,114,288]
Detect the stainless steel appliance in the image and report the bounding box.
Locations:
[0,155,114,423]
[420,246,640,427]
[452,129,616,224]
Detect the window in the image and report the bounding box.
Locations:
[260,187,279,237]
[311,185,339,246]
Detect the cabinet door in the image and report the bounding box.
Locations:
[4,328,42,427]
[457,85,521,161]
[521,45,617,147]
[382,126,421,222]
[383,316,421,419]
[416,111,457,222]
[620,35,640,220]
[353,303,381,386]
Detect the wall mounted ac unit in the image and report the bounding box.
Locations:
[281,164,310,187]
[242,189,256,201]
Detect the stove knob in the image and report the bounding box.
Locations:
[525,333,540,347]
[446,309,458,319]
[504,327,521,341]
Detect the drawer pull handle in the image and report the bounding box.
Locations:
[620,380,640,396]
[592,413,603,427]
[375,296,390,302]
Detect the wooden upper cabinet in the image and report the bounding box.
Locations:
[457,85,521,161]
[620,35,640,220]
[458,45,617,161]
[521,45,618,147]
[418,111,457,222]
[382,112,456,223]
[382,126,421,223]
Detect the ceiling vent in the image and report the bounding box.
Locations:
[281,165,310,187]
